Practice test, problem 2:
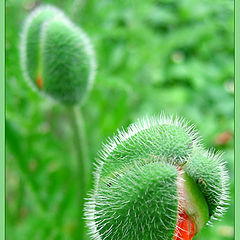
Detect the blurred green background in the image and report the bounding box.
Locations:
[6,0,234,239]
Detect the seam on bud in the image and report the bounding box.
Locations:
[20,5,64,92]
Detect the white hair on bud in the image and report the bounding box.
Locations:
[19,5,64,92]
[42,13,97,92]
[20,4,97,104]
[85,114,202,240]
[205,149,230,226]
[94,113,201,189]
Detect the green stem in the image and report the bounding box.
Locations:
[69,106,90,239]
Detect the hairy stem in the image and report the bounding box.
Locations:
[69,106,90,239]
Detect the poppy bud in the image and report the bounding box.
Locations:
[85,114,229,240]
[20,5,96,105]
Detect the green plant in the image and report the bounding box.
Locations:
[20,5,96,105]
[19,5,97,239]
[6,0,233,239]
[85,115,229,240]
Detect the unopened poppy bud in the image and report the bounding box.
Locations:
[85,114,229,240]
[20,5,96,105]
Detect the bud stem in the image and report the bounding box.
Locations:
[69,106,90,239]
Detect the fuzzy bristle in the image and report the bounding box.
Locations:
[85,114,229,240]
[86,163,179,240]
[184,148,230,225]
[95,114,201,187]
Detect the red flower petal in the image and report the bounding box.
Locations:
[173,212,195,240]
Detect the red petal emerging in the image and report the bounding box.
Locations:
[173,212,195,240]
[36,76,43,89]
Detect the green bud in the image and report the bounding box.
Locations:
[184,147,229,224]
[20,5,96,105]
[85,115,229,240]
[98,116,197,183]
[93,163,178,240]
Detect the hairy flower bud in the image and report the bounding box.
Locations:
[85,114,229,240]
[20,5,96,105]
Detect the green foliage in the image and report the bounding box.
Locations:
[6,0,234,239]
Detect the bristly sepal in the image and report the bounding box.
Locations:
[184,147,230,225]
